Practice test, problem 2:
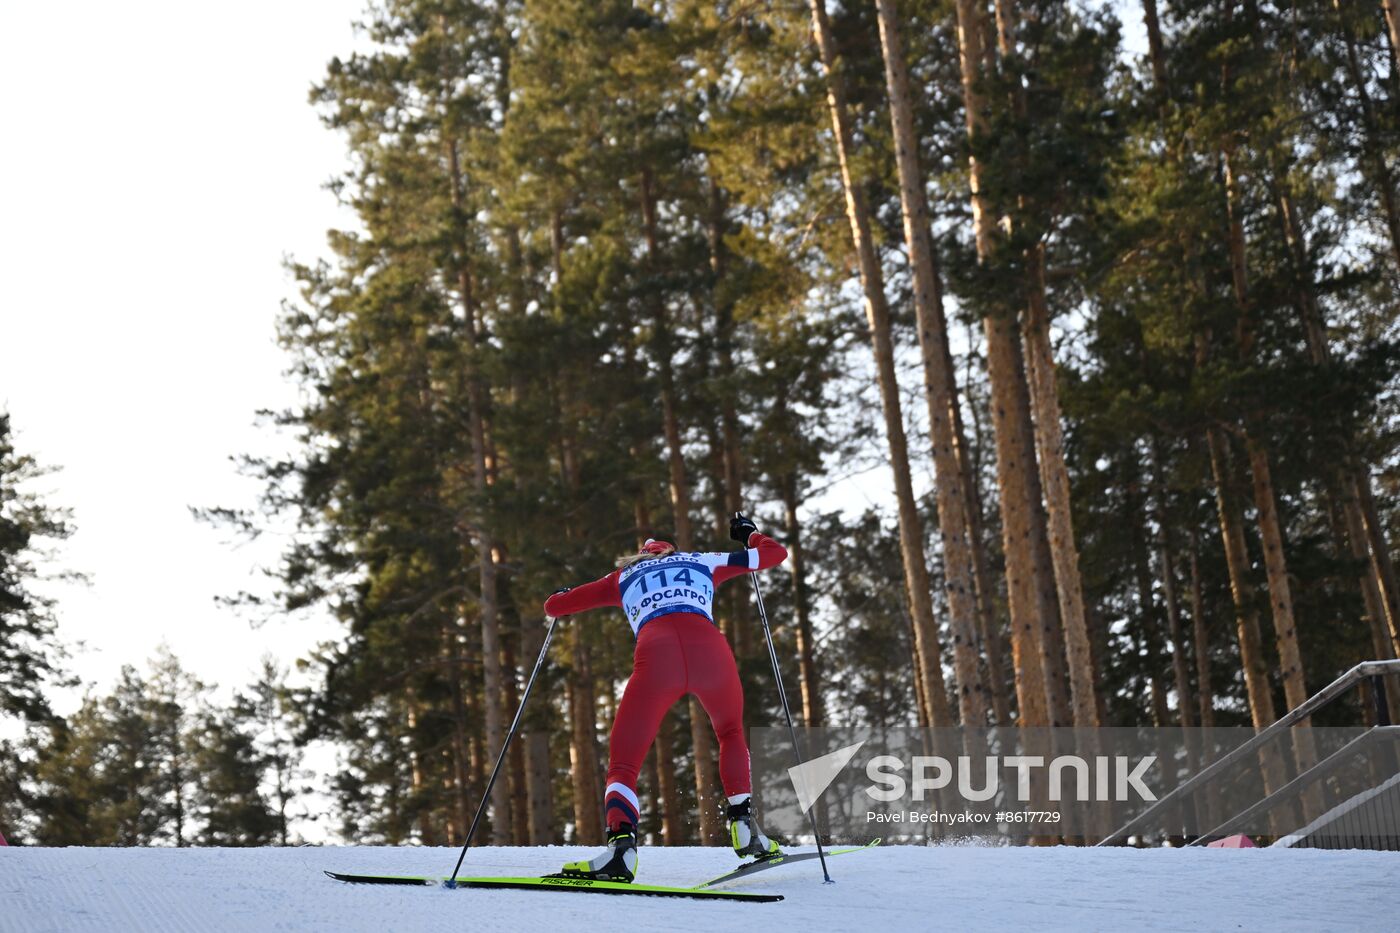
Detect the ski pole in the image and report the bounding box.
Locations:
[445,613,560,888]
[737,512,834,884]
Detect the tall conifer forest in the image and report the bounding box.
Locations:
[5,0,1400,847]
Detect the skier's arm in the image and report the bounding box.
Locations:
[543,571,623,617]
[713,532,788,585]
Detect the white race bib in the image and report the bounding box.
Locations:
[618,553,720,634]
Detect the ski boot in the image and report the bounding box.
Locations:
[556,823,638,883]
[728,797,781,861]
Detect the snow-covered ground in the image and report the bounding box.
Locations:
[3,843,1396,931]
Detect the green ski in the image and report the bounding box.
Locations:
[324,871,783,903]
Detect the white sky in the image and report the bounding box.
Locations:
[0,0,373,714]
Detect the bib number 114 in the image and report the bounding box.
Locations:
[638,567,695,592]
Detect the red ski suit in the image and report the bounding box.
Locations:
[543,533,787,833]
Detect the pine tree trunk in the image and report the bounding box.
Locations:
[1219,125,1255,409]
[658,368,693,553]
[1383,0,1400,71]
[498,212,557,845]
[500,630,531,845]
[1275,184,1400,654]
[1019,331,1071,728]
[874,0,988,727]
[524,717,554,843]
[1144,438,1194,727]
[567,628,603,844]
[643,748,661,843]
[1126,458,1169,724]
[1223,93,1319,805]
[1148,673,1169,728]
[1022,247,1098,727]
[1158,517,1194,728]
[952,0,1048,728]
[1140,0,1167,87]
[955,393,1014,724]
[447,139,510,845]
[1137,0,1206,734]
[468,705,484,811]
[1188,539,1214,728]
[709,177,752,660]
[1206,428,1277,731]
[1187,504,1221,832]
[910,623,932,729]
[641,167,693,556]
[783,476,823,727]
[550,209,564,285]
[1148,439,1192,728]
[1246,440,1320,786]
[1357,479,1400,654]
[640,168,724,844]
[986,315,1050,727]
[276,761,290,847]
[686,696,724,841]
[711,177,744,535]
[985,1,1088,733]
[447,624,473,838]
[1335,8,1400,273]
[565,673,589,842]
[407,699,437,846]
[809,0,953,728]
[1007,334,1066,841]
[1205,427,1290,812]
[463,665,484,803]
[1273,172,1400,655]
[173,758,185,848]
[558,396,604,844]
[654,713,683,844]
[1219,108,1296,809]
[706,422,737,645]
[1330,478,1395,665]
[1088,602,1111,727]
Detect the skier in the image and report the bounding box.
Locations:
[542,513,788,883]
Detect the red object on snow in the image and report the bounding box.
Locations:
[1207,834,1257,848]
[0,829,8,846]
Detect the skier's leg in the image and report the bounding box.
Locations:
[560,624,685,881]
[683,622,751,798]
[603,624,686,831]
[681,617,780,858]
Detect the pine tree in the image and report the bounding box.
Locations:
[188,0,1400,846]
[0,412,77,723]
[189,702,279,846]
[873,0,991,727]
[948,0,1053,728]
[245,658,305,846]
[808,0,954,729]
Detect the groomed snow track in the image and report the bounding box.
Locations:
[2,844,1396,931]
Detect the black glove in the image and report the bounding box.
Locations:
[729,512,758,544]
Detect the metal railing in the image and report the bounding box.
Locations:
[1186,726,1400,844]
[1272,772,1400,850]
[1096,659,1400,846]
